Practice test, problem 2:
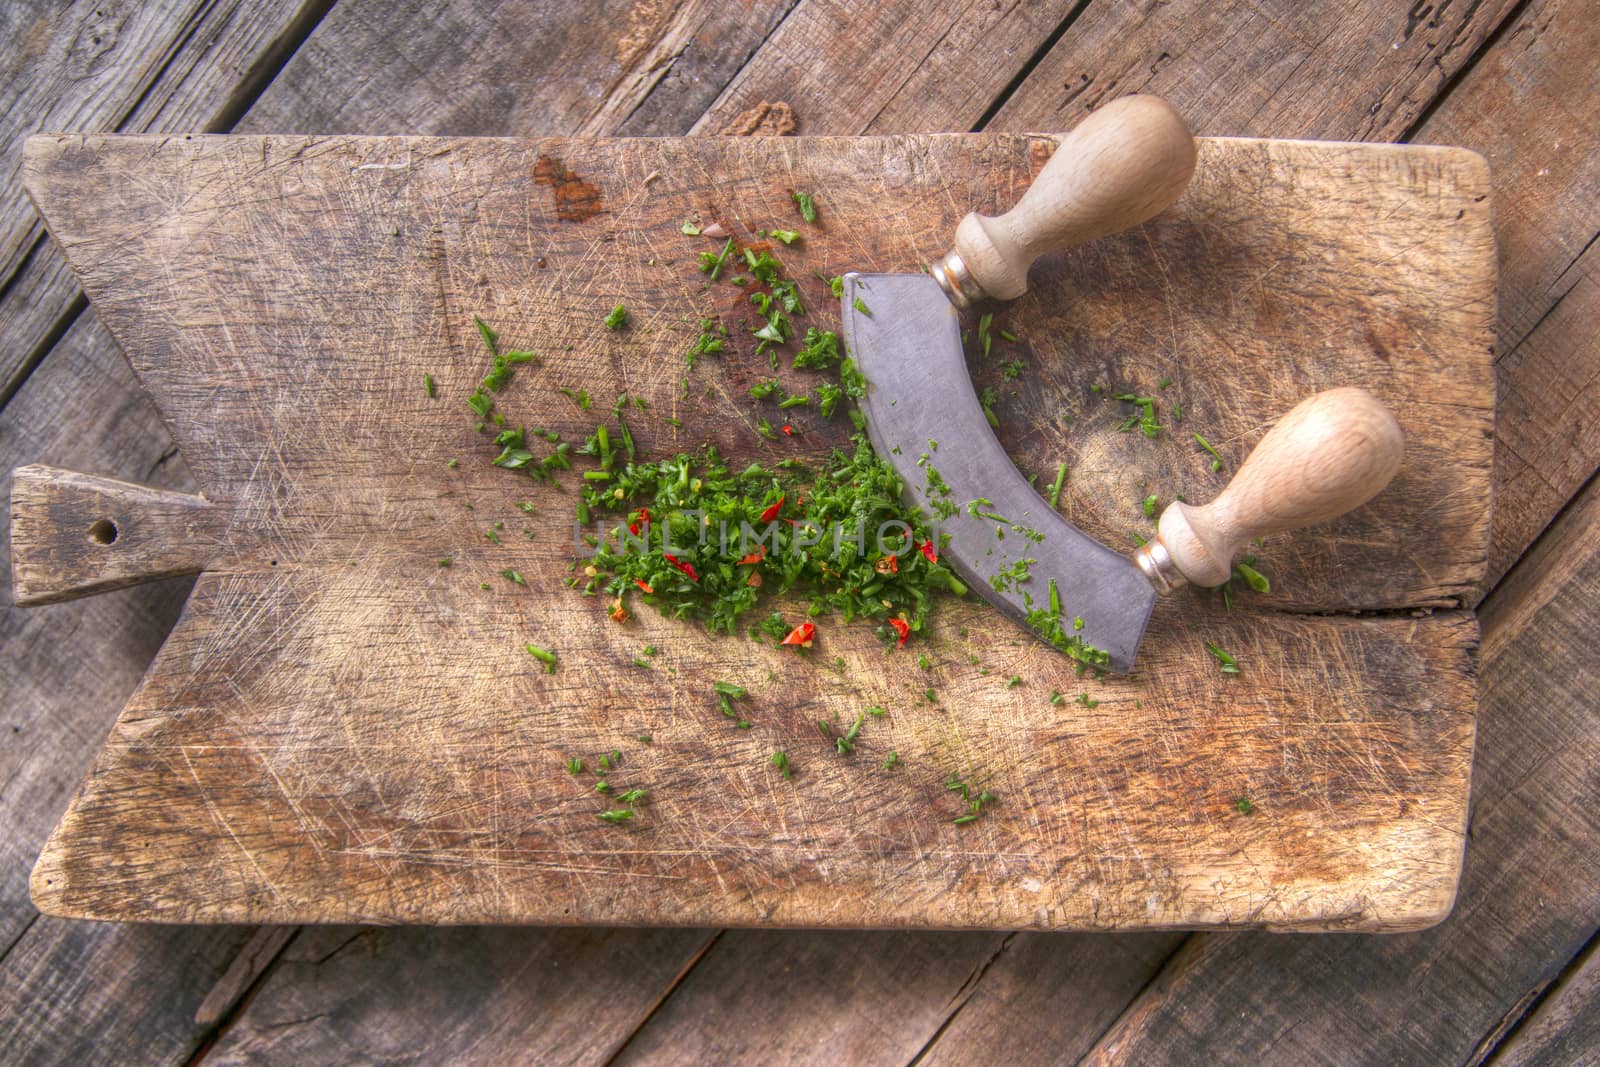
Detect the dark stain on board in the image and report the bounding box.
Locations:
[533,155,605,221]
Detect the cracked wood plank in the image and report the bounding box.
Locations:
[1410,0,1600,587]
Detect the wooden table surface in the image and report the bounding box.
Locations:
[0,1,1594,1063]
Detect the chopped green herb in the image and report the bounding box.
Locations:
[1194,432,1224,472]
[603,303,629,330]
[474,316,499,355]
[792,191,817,223]
[566,757,584,774]
[502,568,525,585]
[771,750,792,779]
[681,220,702,235]
[1000,328,1019,343]
[1076,691,1098,708]
[1236,795,1256,815]
[1142,493,1159,519]
[1050,690,1065,705]
[883,751,900,769]
[769,229,800,244]
[1006,674,1022,689]
[423,372,437,398]
[852,296,872,317]
[778,395,809,410]
[638,734,652,744]
[794,327,842,369]
[699,236,735,281]
[1206,641,1241,674]
[1233,560,1270,593]
[977,312,994,359]
[1049,463,1068,508]
[616,788,648,805]
[597,809,634,823]
[525,643,558,673]
[438,557,452,567]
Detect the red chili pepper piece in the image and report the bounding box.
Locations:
[781,424,794,436]
[888,617,911,648]
[663,554,699,582]
[780,621,815,647]
[634,578,654,594]
[919,539,938,564]
[737,545,767,565]
[759,496,784,523]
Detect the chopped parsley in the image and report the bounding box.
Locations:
[792,191,817,223]
[1194,432,1225,472]
[1206,641,1241,674]
[603,303,629,330]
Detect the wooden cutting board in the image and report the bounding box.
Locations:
[14,132,1493,931]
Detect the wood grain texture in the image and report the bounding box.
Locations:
[15,131,1489,930]
[990,0,1519,141]
[1490,937,1600,1067]
[0,0,330,397]
[1056,446,1600,1065]
[1412,0,1600,587]
[610,930,1003,1065]
[199,926,717,1065]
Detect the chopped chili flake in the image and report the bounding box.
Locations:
[738,545,767,565]
[888,617,911,648]
[919,539,938,564]
[609,600,628,623]
[759,496,784,523]
[875,555,899,574]
[782,424,794,436]
[780,621,815,647]
[634,578,654,594]
[663,554,700,581]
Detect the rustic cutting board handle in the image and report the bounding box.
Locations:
[1138,388,1405,589]
[9,465,228,605]
[933,94,1197,307]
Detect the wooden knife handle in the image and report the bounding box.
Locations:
[932,95,1196,307]
[1137,388,1405,590]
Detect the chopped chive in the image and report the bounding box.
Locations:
[424,372,436,398]
[598,809,633,823]
[771,750,792,779]
[1194,432,1224,472]
[1205,641,1241,674]
[1049,463,1068,508]
[525,643,558,673]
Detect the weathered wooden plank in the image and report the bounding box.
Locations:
[1490,936,1600,1067]
[200,926,717,1065]
[611,930,1003,1065]
[989,0,1518,141]
[0,922,257,1066]
[694,0,1075,135]
[1411,0,1600,586]
[1056,428,1600,1065]
[0,0,332,400]
[913,932,1182,1065]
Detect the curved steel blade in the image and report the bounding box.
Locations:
[841,272,1155,673]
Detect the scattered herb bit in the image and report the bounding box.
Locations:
[1113,393,1163,438]
[595,780,611,793]
[502,568,526,586]
[792,191,817,223]
[525,643,558,673]
[1000,328,1019,343]
[1236,795,1256,815]
[1206,641,1241,675]
[699,236,736,281]
[617,788,648,805]
[778,395,810,410]
[1076,691,1099,708]
[828,275,844,298]
[1233,560,1271,593]
[977,312,994,359]
[638,734,652,744]
[681,220,702,235]
[769,229,800,245]
[1050,690,1065,705]
[834,711,865,755]
[852,296,872,317]
[597,809,633,823]
[883,751,900,769]
[1049,463,1068,508]
[793,327,842,369]
[1000,358,1027,381]
[566,757,584,774]
[1194,432,1225,472]
[423,372,436,398]
[749,380,781,400]
[1142,493,1159,519]
[1158,376,1173,389]
[771,750,792,779]
[1006,674,1022,689]
[474,316,499,355]
[447,458,459,468]
[603,303,629,331]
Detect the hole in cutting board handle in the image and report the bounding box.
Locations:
[86,518,118,545]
